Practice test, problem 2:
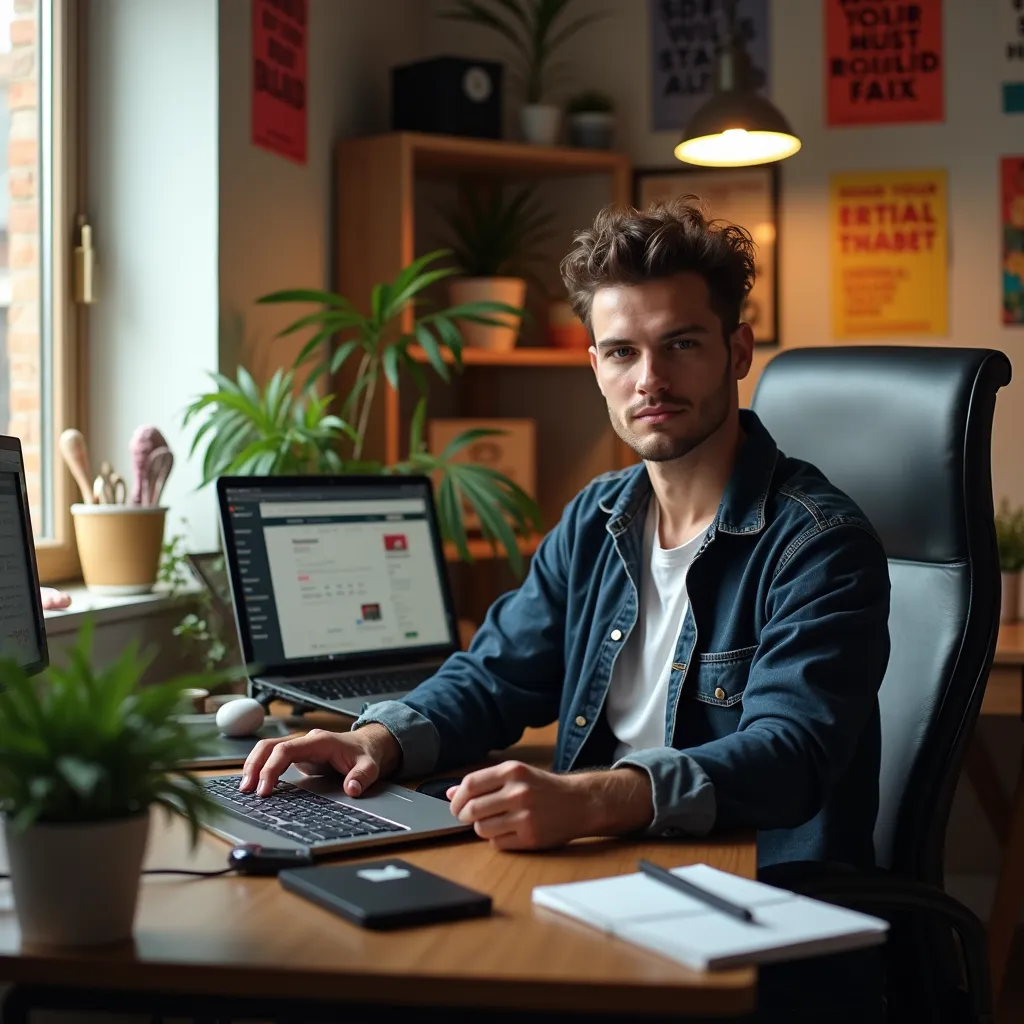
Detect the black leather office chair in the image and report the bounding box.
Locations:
[752,346,1012,1024]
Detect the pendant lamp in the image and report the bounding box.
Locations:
[674,0,801,168]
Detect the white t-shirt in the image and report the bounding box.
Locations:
[606,499,706,762]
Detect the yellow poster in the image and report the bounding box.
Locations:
[830,169,948,338]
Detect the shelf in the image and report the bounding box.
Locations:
[443,533,542,562]
[408,344,591,367]
[347,131,632,180]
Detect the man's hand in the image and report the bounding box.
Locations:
[446,761,654,851]
[239,723,402,798]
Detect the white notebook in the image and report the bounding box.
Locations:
[531,863,888,971]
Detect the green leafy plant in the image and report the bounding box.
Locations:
[996,498,1024,572]
[183,250,544,576]
[0,619,238,843]
[439,0,606,104]
[443,184,555,279]
[567,89,614,114]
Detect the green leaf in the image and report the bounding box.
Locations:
[409,397,428,455]
[381,345,401,392]
[329,338,361,375]
[413,324,450,382]
[256,289,358,311]
[440,426,504,460]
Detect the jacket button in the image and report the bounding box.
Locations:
[575,715,587,727]
[714,687,726,700]
[610,629,623,641]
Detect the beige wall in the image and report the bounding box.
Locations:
[218,0,425,380]
[424,0,1023,503]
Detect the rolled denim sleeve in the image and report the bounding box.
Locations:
[351,700,440,779]
[613,748,716,836]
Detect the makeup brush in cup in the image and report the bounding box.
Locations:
[58,428,96,504]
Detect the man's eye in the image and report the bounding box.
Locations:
[608,347,633,359]
[671,338,696,349]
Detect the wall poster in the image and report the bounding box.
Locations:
[1002,157,1024,324]
[1003,0,1024,113]
[830,169,948,339]
[825,0,944,126]
[252,0,308,164]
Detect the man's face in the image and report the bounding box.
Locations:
[589,272,754,463]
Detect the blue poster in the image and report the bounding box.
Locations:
[649,0,771,133]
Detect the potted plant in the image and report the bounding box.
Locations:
[442,184,554,352]
[439,0,606,145]
[996,499,1024,623]
[0,620,231,946]
[567,90,615,149]
[183,250,543,577]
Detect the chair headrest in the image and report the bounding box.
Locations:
[751,346,1011,564]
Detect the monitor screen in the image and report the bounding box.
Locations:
[0,438,47,674]
[219,478,457,670]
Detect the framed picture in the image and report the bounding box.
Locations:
[634,165,780,345]
[428,419,536,531]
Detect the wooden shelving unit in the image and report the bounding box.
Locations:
[335,131,635,623]
[443,533,543,563]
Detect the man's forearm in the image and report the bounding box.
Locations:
[570,766,655,836]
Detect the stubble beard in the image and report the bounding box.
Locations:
[609,364,733,464]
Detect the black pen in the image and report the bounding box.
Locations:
[637,859,756,924]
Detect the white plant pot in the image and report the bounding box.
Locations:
[1003,571,1021,623]
[568,111,615,149]
[520,103,560,145]
[449,277,527,352]
[4,812,150,946]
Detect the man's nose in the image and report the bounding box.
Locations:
[636,353,669,394]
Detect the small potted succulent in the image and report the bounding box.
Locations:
[996,498,1024,623]
[0,620,232,946]
[567,90,615,149]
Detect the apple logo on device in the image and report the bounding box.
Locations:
[357,865,411,883]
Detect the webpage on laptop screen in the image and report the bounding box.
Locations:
[224,489,451,666]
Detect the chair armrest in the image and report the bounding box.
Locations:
[760,861,993,1024]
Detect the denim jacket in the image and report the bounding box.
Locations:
[355,410,891,869]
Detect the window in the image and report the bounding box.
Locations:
[0,0,81,581]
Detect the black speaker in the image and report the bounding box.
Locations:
[390,56,504,139]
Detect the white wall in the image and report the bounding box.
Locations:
[87,0,221,550]
[218,0,425,380]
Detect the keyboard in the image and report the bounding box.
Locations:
[288,670,431,701]
[204,776,407,846]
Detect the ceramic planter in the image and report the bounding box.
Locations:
[520,103,560,146]
[449,277,527,352]
[71,503,167,595]
[3,812,150,945]
[568,111,614,149]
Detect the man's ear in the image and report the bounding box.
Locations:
[731,323,755,381]
[589,345,604,395]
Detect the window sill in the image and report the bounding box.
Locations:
[43,580,202,637]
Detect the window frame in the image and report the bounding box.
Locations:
[34,0,85,583]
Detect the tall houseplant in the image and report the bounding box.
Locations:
[996,498,1024,623]
[439,0,606,145]
[0,620,232,945]
[443,183,554,352]
[183,250,543,577]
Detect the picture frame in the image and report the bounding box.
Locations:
[633,164,781,346]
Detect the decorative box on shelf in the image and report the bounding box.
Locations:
[428,418,536,530]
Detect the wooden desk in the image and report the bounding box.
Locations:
[968,625,1024,1002]
[0,720,757,1019]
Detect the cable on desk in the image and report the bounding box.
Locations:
[0,868,236,880]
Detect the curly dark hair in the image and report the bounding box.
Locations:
[559,196,757,340]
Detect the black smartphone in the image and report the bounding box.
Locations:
[278,858,492,930]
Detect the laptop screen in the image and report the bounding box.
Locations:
[219,477,458,670]
[0,437,47,674]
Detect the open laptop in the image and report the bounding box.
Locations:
[216,474,461,717]
[0,434,48,676]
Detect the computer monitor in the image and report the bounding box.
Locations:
[0,435,48,675]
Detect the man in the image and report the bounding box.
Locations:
[241,198,891,871]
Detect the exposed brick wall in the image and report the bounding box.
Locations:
[5,0,40,529]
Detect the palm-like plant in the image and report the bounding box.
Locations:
[444,184,555,278]
[183,250,544,577]
[0,619,234,843]
[439,0,606,104]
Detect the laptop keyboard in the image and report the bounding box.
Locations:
[292,670,430,701]
[204,776,407,845]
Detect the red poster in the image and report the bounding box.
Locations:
[826,0,944,126]
[251,0,307,164]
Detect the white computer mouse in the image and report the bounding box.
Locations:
[215,697,266,738]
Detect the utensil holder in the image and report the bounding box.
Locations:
[71,504,167,595]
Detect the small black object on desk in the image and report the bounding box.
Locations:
[229,843,314,876]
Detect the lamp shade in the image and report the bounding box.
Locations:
[675,89,801,168]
